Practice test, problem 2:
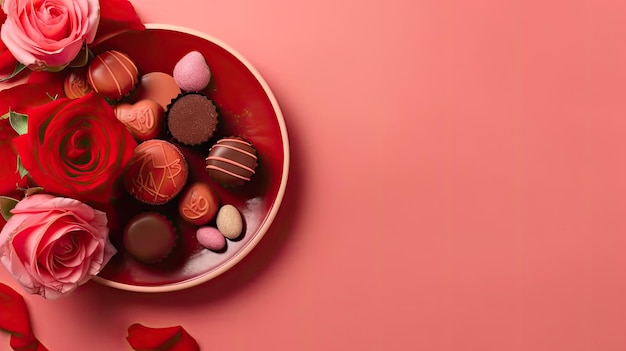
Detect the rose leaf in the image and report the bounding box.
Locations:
[0,196,18,221]
[9,111,28,135]
[0,63,26,83]
[16,156,28,179]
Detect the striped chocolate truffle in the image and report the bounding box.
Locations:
[206,137,258,187]
[87,50,138,101]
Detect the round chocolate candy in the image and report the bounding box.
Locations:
[133,72,181,110]
[167,93,218,145]
[63,70,92,99]
[87,50,138,101]
[123,213,176,264]
[205,137,258,187]
[114,99,164,141]
[123,140,189,205]
[178,182,219,225]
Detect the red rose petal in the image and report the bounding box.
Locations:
[0,283,31,337]
[9,335,48,351]
[94,0,145,45]
[0,120,25,195]
[0,76,65,116]
[26,71,66,88]
[126,324,200,351]
[0,41,20,80]
[0,284,48,351]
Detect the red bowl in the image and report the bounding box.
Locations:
[90,24,290,292]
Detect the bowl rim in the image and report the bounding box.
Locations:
[91,23,290,293]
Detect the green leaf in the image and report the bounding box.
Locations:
[8,111,28,135]
[16,156,28,179]
[0,196,18,222]
[0,63,26,83]
[0,111,9,120]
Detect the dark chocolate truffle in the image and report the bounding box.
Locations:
[166,93,218,145]
[123,213,176,264]
[206,137,258,187]
[87,50,138,101]
[178,182,220,225]
[123,140,189,205]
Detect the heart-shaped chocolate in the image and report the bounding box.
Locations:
[114,99,164,141]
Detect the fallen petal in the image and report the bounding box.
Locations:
[0,283,49,350]
[126,323,200,351]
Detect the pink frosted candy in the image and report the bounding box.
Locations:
[173,51,211,91]
[196,226,226,251]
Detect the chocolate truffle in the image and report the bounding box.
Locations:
[64,70,92,99]
[133,72,181,110]
[123,140,189,205]
[178,182,219,225]
[166,93,218,145]
[87,50,138,101]
[206,137,258,186]
[114,99,164,141]
[123,213,176,263]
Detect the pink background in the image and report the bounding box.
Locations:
[2,0,626,349]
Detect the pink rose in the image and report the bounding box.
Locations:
[0,0,100,69]
[0,194,116,299]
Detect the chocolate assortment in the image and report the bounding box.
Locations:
[82,50,259,265]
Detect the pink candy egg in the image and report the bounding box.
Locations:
[196,226,225,251]
[173,51,211,91]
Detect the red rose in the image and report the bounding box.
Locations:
[12,93,137,203]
